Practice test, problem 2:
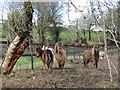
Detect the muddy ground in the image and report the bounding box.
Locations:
[2,52,119,88]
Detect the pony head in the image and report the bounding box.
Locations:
[93,44,99,54]
[55,42,63,54]
[36,47,42,58]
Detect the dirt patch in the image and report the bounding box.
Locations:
[2,52,119,88]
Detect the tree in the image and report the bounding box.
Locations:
[33,2,63,43]
[117,1,120,41]
[1,2,34,75]
[2,2,22,41]
[33,2,51,43]
[75,19,81,43]
[48,2,63,43]
[48,26,64,42]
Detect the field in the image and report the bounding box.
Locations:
[0,1,120,89]
[2,51,119,88]
[0,25,119,88]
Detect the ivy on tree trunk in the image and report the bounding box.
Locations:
[1,2,33,75]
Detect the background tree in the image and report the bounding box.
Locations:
[33,2,63,43]
[2,2,22,41]
[33,2,51,43]
[48,2,63,43]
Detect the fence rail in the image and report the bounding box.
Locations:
[0,41,118,58]
[0,40,118,70]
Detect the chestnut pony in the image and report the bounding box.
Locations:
[82,44,99,68]
[36,47,54,69]
[55,42,66,69]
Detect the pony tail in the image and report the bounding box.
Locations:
[46,50,50,68]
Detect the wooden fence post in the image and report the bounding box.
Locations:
[74,47,75,59]
[29,39,33,70]
[79,49,80,59]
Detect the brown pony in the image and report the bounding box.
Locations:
[36,47,53,69]
[82,44,99,68]
[55,42,66,69]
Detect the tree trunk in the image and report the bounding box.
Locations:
[76,19,81,44]
[97,31,100,44]
[1,2,33,75]
[83,31,86,37]
[38,31,41,42]
[29,39,33,70]
[37,20,41,42]
[41,28,45,43]
[118,2,120,41]
[1,35,29,75]
[54,22,59,43]
[89,27,91,41]
[37,10,41,42]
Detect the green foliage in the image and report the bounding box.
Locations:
[2,10,22,41]
[33,2,63,43]
[0,24,3,28]
[48,26,64,42]
[60,30,76,42]
[9,10,22,32]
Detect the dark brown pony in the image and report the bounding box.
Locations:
[82,44,99,68]
[55,42,66,69]
[36,47,53,69]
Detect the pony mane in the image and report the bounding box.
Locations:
[91,44,99,55]
[91,45,95,55]
[54,45,58,53]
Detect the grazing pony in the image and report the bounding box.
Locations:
[55,42,66,69]
[82,44,99,68]
[36,47,54,69]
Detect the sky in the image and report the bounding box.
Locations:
[0,0,91,26]
[0,0,119,26]
[62,0,90,26]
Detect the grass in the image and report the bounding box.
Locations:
[96,81,118,88]
[0,28,117,71]
[0,37,7,41]
[11,45,118,71]
[60,30,76,42]
[13,56,43,70]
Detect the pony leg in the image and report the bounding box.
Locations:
[59,63,62,69]
[49,55,53,69]
[94,61,98,68]
[49,61,53,69]
[83,59,86,67]
[61,60,65,69]
[83,59,88,68]
[58,60,64,69]
[43,63,47,70]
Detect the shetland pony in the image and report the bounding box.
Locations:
[55,42,66,69]
[82,44,99,68]
[36,47,53,69]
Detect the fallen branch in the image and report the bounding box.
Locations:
[106,55,113,82]
[110,61,118,75]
